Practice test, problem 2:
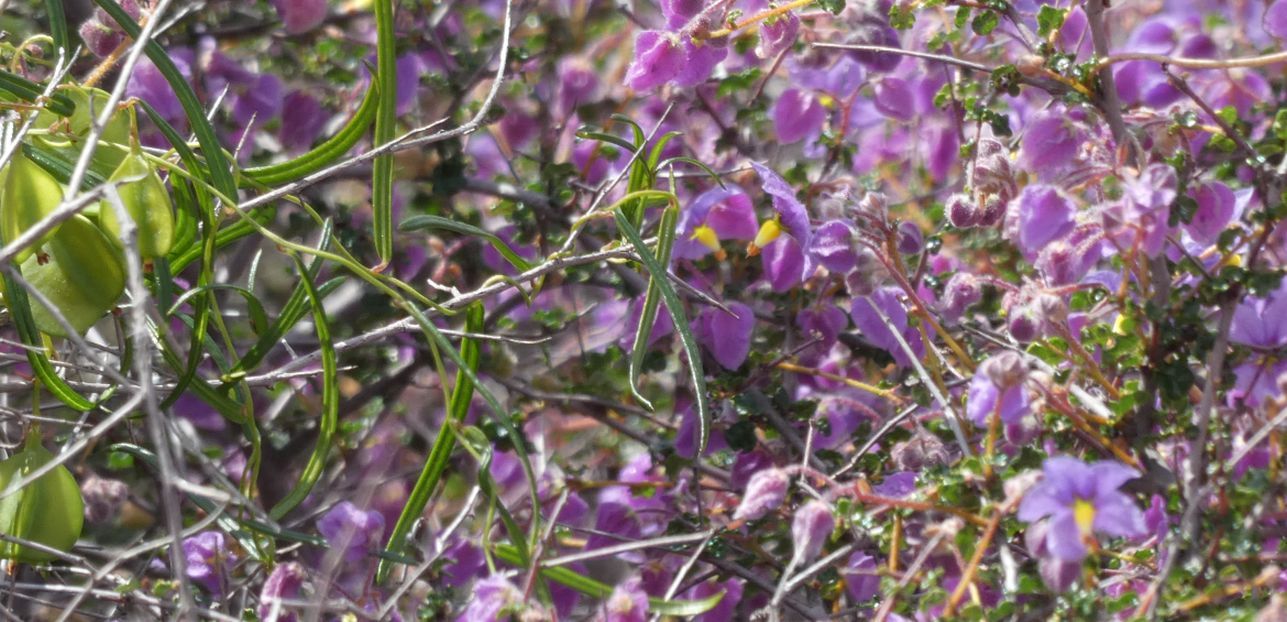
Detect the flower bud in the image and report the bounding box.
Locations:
[941,272,982,320]
[81,474,129,524]
[1007,305,1040,343]
[891,429,949,470]
[946,193,979,228]
[981,350,1026,389]
[977,193,1007,227]
[79,21,123,57]
[733,467,789,521]
[791,500,834,562]
[896,221,923,255]
[1035,294,1068,332]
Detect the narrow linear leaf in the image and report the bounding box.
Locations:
[492,544,724,616]
[376,303,484,583]
[1,273,95,411]
[44,0,69,59]
[613,208,711,453]
[0,72,74,116]
[626,203,680,412]
[399,215,532,272]
[269,255,340,520]
[371,0,398,268]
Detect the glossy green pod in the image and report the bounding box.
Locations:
[20,214,126,337]
[0,431,85,563]
[98,145,175,258]
[0,149,65,263]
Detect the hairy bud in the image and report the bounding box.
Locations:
[734,468,790,521]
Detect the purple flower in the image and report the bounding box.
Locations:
[1017,109,1082,178]
[273,0,327,34]
[762,235,808,292]
[1267,0,1287,40]
[1018,457,1145,562]
[842,552,880,603]
[279,91,329,153]
[557,59,600,113]
[1106,163,1177,257]
[1229,285,1287,407]
[808,220,858,273]
[661,0,704,29]
[791,500,834,562]
[601,576,649,622]
[797,305,849,354]
[733,467,789,520]
[850,287,925,367]
[844,14,902,73]
[1023,520,1082,592]
[756,10,800,59]
[317,501,385,563]
[674,38,728,86]
[1185,181,1236,245]
[624,31,684,90]
[696,302,755,370]
[258,562,306,622]
[873,77,915,122]
[458,575,524,622]
[676,187,759,260]
[182,531,237,596]
[774,89,826,145]
[684,578,743,622]
[967,352,1030,426]
[750,161,812,249]
[1006,185,1076,261]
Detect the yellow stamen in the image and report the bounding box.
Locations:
[748,218,782,256]
[691,224,721,252]
[1073,499,1096,536]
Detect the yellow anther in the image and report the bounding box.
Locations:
[1073,498,1096,536]
[748,218,783,256]
[691,225,721,252]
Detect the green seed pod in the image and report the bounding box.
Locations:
[98,145,175,259]
[33,85,134,175]
[0,149,65,264]
[0,430,85,563]
[21,214,126,337]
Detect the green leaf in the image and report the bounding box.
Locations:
[168,285,270,336]
[1036,5,1068,37]
[377,303,484,583]
[817,0,845,16]
[0,72,74,117]
[44,0,70,60]
[613,208,712,453]
[492,544,725,615]
[971,10,999,35]
[268,255,340,520]
[371,0,398,268]
[2,273,95,411]
[243,86,378,186]
[399,215,533,272]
